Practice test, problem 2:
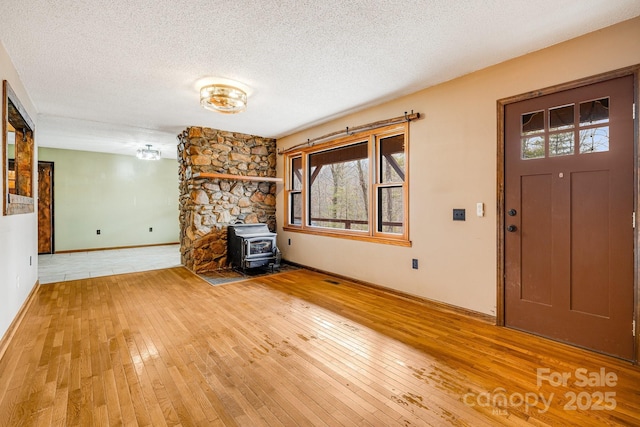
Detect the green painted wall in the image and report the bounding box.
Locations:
[38,147,179,251]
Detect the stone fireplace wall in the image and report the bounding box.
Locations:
[178,127,277,273]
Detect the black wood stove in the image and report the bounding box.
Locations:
[227,223,281,272]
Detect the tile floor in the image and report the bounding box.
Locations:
[38,244,182,284]
[39,244,297,286]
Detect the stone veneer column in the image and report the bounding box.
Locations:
[177,127,277,273]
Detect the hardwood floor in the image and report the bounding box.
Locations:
[0,267,638,426]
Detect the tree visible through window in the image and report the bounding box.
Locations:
[309,142,369,231]
[289,156,302,225]
[284,124,409,245]
[377,134,405,234]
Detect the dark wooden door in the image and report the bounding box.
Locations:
[38,162,54,254]
[505,76,635,359]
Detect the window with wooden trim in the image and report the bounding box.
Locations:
[284,123,409,245]
[289,156,303,225]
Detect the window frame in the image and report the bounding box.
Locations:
[288,155,303,226]
[284,123,410,246]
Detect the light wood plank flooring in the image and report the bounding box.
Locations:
[0,267,638,426]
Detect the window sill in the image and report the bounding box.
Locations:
[282,226,412,247]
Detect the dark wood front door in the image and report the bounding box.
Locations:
[504,75,635,360]
[38,161,54,254]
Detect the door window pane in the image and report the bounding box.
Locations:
[549,104,574,131]
[549,132,574,157]
[522,110,544,134]
[579,98,610,154]
[580,127,609,153]
[521,111,545,159]
[522,136,545,159]
[580,98,609,126]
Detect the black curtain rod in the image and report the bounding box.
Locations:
[278,111,421,155]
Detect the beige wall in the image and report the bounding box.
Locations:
[0,42,39,341]
[38,147,179,252]
[276,16,640,316]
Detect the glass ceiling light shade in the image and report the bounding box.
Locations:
[136,144,161,160]
[200,84,247,114]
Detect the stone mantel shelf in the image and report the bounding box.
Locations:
[192,172,283,183]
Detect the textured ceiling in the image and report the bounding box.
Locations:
[1,0,639,159]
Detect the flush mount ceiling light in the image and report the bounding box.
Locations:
[136,144,161,161]
[200,83,248,114]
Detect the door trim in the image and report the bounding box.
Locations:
[496,65,640,363]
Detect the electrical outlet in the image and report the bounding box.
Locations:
[149,227,153,232]
[16,275,20,289]
[97,229,101,235]
[453,209,466,221]
[412,259,418,269]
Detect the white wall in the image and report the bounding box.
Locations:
[0,42,39,341]
[38,147,179,251]
[276,17,640,316]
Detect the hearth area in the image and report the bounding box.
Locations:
[197,261,298,286]
[227,223,280,272]
[177,127,278,273]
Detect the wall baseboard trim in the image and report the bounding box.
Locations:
[55,242,179,254]
[284,260,496,325]
[0,280,40,363]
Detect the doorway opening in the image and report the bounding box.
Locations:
[38,161,54,254]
